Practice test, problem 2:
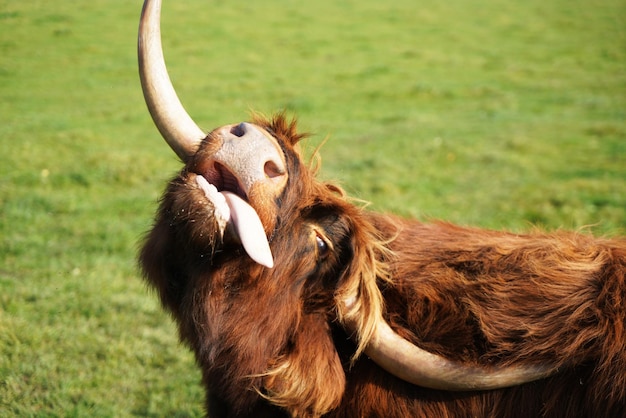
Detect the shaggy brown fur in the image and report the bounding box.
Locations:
[140,114,626,417]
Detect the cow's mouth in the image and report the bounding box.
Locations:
[203,161,248,202]
[194,164,274,268]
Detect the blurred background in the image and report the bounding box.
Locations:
[1,0,624,415]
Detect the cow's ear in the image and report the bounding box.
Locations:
[140,208,188,318]
[334,211,393,362]
[261,313,345,416]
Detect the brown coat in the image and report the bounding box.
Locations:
[140,115,626,417]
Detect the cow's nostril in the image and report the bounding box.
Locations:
[230,122,247,137]
[264,160,285,179]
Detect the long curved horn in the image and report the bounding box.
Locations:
[138,0,206,161]
[342,297,554,391]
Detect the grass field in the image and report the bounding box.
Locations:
[1,0,624,415]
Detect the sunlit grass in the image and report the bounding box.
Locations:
[1,0,624,415]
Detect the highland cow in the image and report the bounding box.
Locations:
[137,1,626,416]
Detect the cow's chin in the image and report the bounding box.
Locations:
[193,174,274,268]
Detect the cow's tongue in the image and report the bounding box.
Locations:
[195,176,274,268]
[222,191,274,268]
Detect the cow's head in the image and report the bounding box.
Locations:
[138,1,553,413]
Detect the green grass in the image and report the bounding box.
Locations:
[1,0,624,415]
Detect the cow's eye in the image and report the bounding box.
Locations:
[315,233,330,259]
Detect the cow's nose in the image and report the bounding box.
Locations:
[215,122,288,194]
[224,122,285,179]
